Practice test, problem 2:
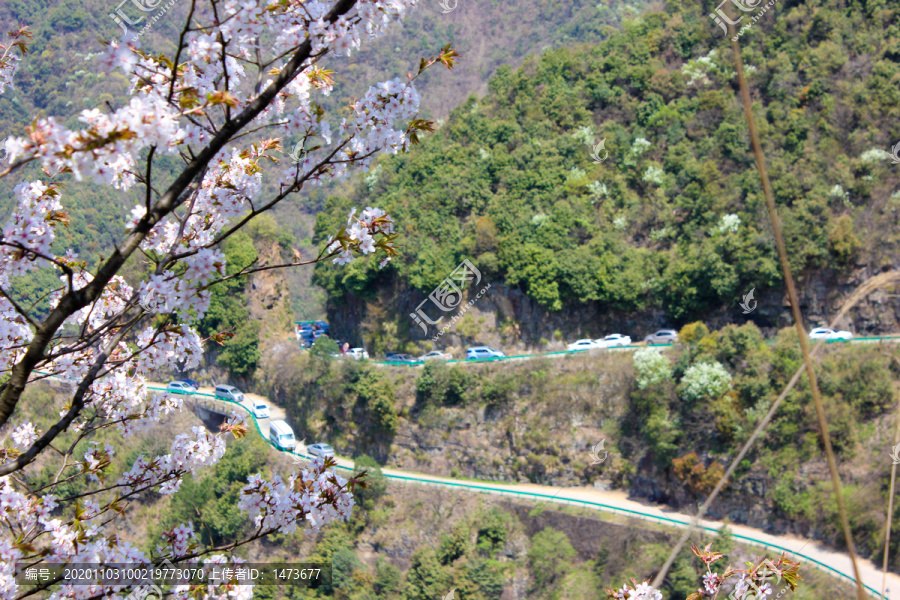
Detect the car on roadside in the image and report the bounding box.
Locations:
[567,339,600,352]
[347,347,370,360]
[269,420,296,451]
[183,378,200,389]
[644,329,679,344]
[595,334,632,348]
[307,443,335,459]
[214,384,245,403]
[465,346,506,360]
[809,327,853,341]
[252,401,270,419]
[385,353,422,365]
[419,350,453,361]
[166,380,197,395]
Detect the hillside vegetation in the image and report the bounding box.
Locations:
[314,0,900,337]
[13,379,855,600]
[255,321,900,572]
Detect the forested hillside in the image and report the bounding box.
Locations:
[314,0,900,341]
[0,0,646,323]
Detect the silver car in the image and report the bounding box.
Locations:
[166,380,197,395]
[307,443,335,459]
[644,329,678,344]
[214,384,245,403]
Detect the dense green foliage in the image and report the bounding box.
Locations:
[199,232,262,379]
[622,321,900,561]
[315,0,900,327]
[268,355,401,461]
[526,527,577,592]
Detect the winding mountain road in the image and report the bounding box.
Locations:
[146,380,900,599]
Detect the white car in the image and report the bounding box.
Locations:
[252,401,270,419]
[419,350,452,361]
[567,339,600,352]
[595,334,632,348]
[348,348,370,360]
[809,327,853,341]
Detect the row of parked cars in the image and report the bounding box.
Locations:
[384,346,507,364]
[567,330,681,351]
[167,379,337,460]
[295,325,857,367]
[567,326,855,352]
[295,320,330,347]
[166,381,272,419]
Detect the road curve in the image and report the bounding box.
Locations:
[144,382,899,599]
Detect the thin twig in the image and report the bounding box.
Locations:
[882,358,900,599]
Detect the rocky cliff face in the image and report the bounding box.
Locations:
[328,265,900,354]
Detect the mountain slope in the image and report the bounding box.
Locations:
[313,0,900,344]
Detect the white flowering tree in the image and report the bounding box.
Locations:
[632,347,673,389]
[0,2,457,597]
[680,361,732,403]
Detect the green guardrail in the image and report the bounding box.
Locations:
[148,386,346,468]
[153,384,886,598]
[380,474,887,599]
[365,334,900,367]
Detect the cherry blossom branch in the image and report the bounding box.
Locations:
[0,0,361,428]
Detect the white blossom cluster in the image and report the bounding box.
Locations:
[608,581,663,600]
[860,147,890,163]
[631,137,652,155]
[713,213,741,235]
[117,425,229,495]
[238,457,355,534]
[680,361,733,402]
[681,49,718,86]
[642,164,665,185]
[572,125,595,146]
[632,347,673,389]
[326,206,396,266]
[0,30,27,96]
